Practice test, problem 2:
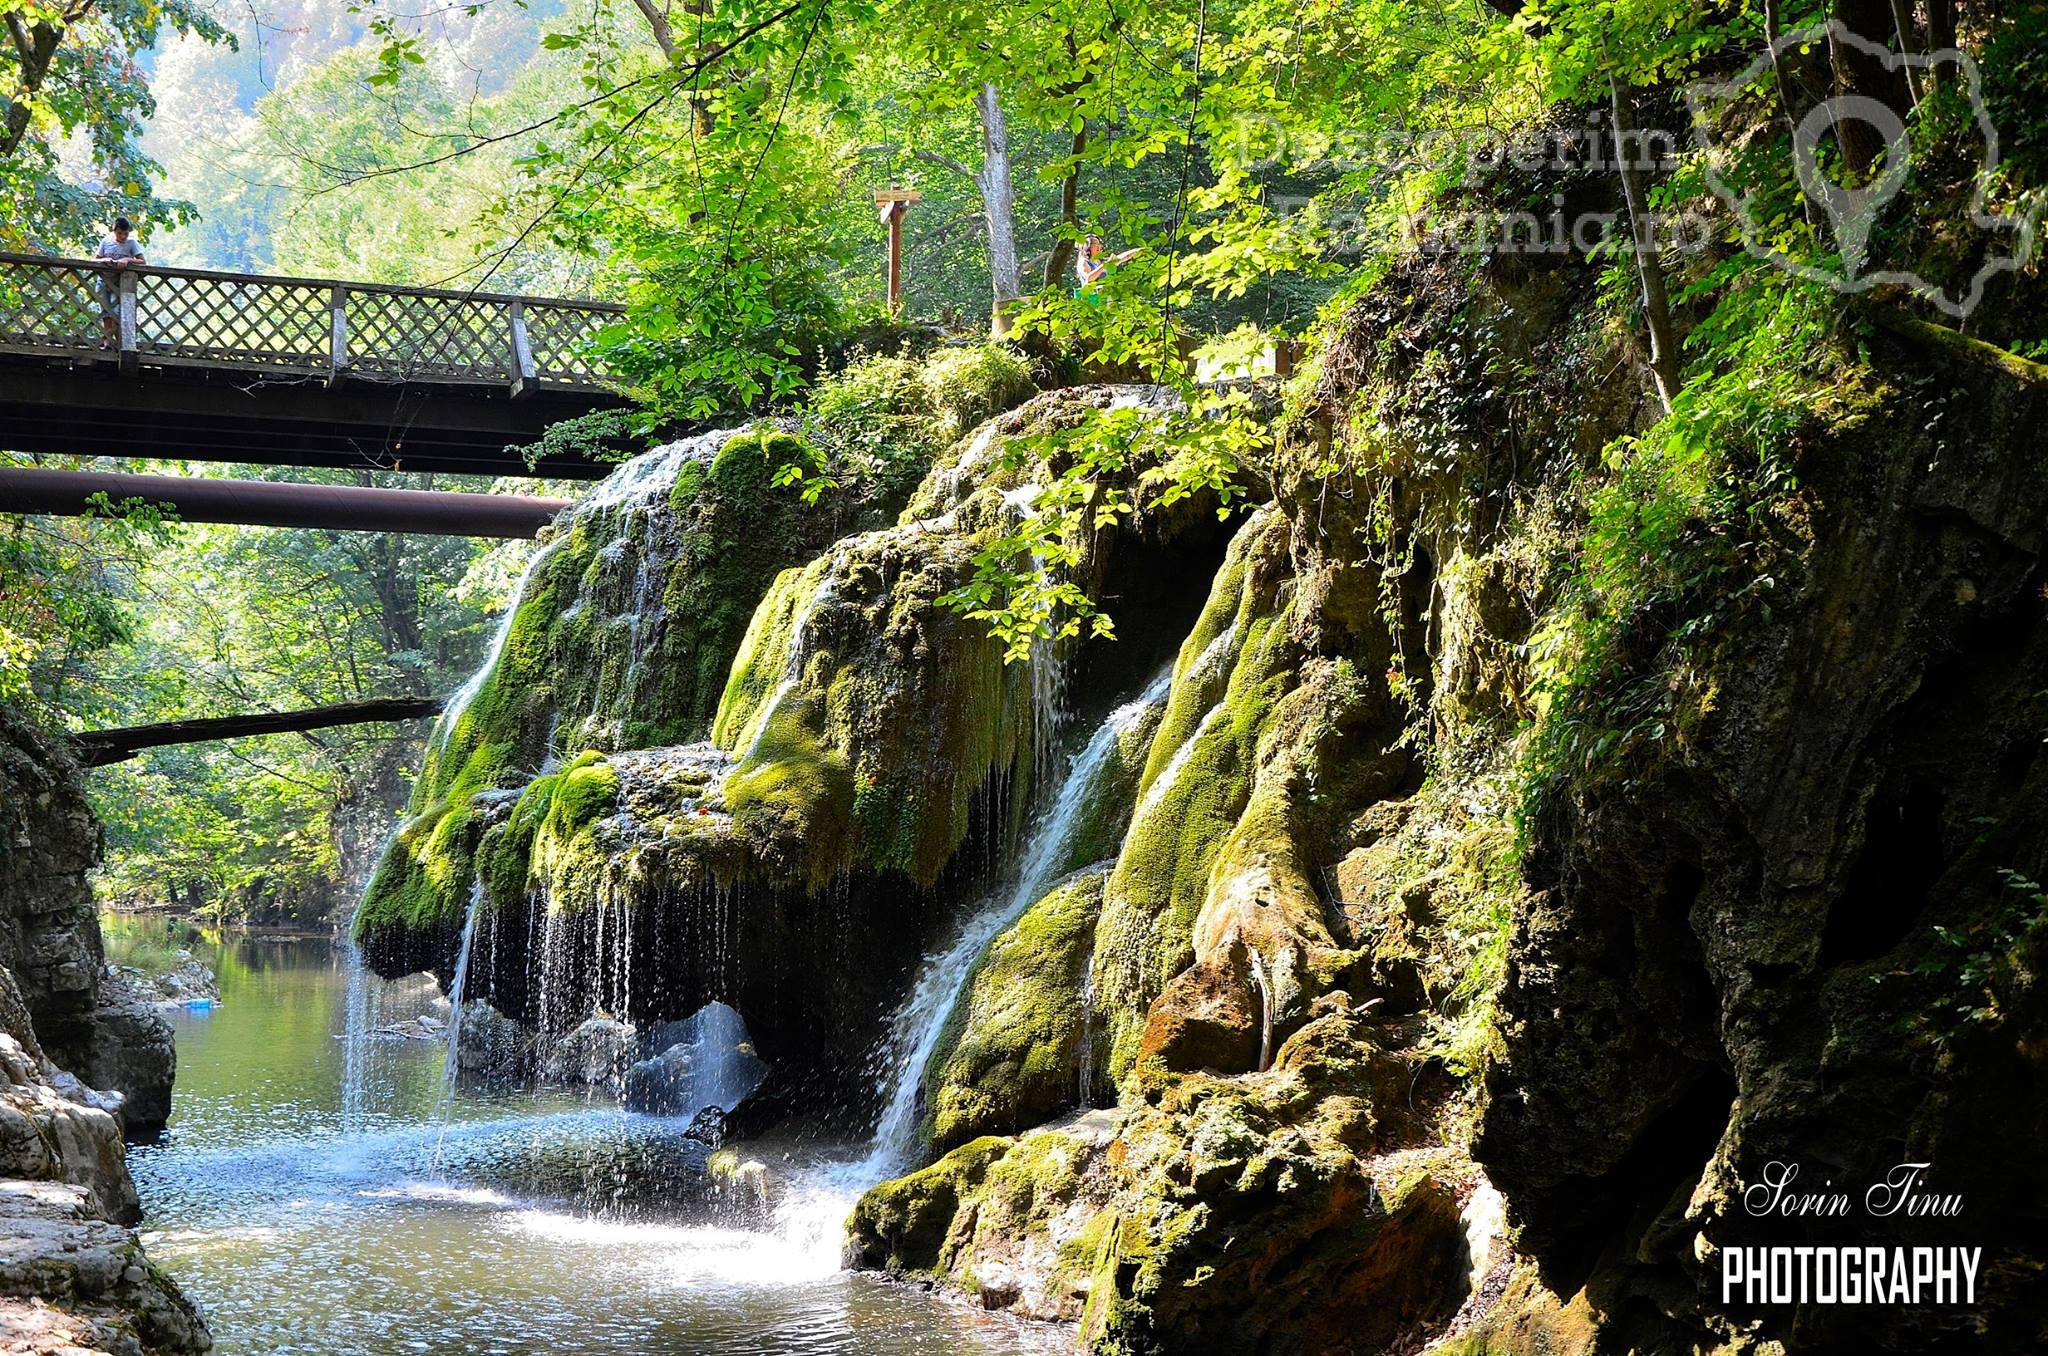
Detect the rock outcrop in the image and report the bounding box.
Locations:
[0,709,206,1353]
[349,257,2048,1352]
[0,708,179,1142]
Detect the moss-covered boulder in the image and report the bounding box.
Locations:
[923,869,1107,1153]
[355,426,928,962]
[846,1112,1121,1322]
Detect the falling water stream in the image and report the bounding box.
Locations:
[126,440,1176,1352]
[861,661,1175,1176]
[129,930,1066,1355]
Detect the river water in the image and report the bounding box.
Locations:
[127,931,1065,1356]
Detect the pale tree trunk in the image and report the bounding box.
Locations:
[1608,75,1682,411]
[974,83,1022,310]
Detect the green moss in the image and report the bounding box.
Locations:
[924,870,1107,1152]
[1090,512,1298,1084]
[846,1136,1010,1273]
[549,752,620,832]
[724,699,854,888]
[711,557,833,751]
[351,795,482,938]
[709,427,817,500]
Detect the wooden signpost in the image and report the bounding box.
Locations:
[874,185,922,316]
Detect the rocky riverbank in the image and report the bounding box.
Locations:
[0,707,208,1354]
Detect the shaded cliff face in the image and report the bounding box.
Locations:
[0,710,208,1353]
[1,705,107,1063]
[845,256,2048,1351]
[0,707,177,1141]
[1474,302,2048,1351]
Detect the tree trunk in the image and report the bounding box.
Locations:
[2,15,69,159]
[1044,122,1088,290]
[72,696,447,766]
[1928,0,1957,88]
[1830,0,1912,176]
[974,83,1023,310]
[1608,76,1683,411]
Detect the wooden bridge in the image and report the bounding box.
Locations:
[0,253,630,479]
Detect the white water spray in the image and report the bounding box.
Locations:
[860,660,1176,1176]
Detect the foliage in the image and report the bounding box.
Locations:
[0,0,231,247]
[1523,267,1835,811]
[46,466,499,916]
[1903,870,2048,1051]
[0,478,177,718]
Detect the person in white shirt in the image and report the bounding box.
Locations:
[94,217,144,350]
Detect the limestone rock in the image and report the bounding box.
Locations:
[81,979,175,1141]
[621,1002,767,1117]
[923,870,1106,1153]
[453,1001,532,1077]
[539,1017,636,1089]
[0,1181,209,1355]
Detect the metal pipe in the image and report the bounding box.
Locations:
[0,467,571,538]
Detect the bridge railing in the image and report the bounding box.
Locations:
[0,253,623,394]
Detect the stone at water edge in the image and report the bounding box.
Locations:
[623,1000,770,1116]
[539,1017,637,1089]
[455,1000,533,1077]
[82,972,176,1140]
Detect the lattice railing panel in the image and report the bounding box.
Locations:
[346,290,512,382]
[0,258,107,351]
[0,254,620,389]
[136,273,329,368]
[525,303,614,383]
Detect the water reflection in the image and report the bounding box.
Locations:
[127,928,1061,1356]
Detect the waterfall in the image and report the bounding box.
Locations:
[339,940,377,1135]
[439,880,487,1100]
[433,435,720,760]
[433,536,564,758]
[861,660,1176,1176]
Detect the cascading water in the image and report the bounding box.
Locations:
[440,881,486,1100]
[434,435,720,759]
[860,660,1177,1176]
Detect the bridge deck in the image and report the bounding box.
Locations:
[0,254,630,479]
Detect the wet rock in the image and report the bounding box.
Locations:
[923,870,1106,1154]
[705,1149,771,1223]
[454,1001,532,1077]
[540,1017,636,1089]
[680,1106,726,1145]
[622,1002,767,1116]
[1131,946,1261,1082]
[848,1114,1119,1323]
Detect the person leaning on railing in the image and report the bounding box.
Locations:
[94,218,144,350]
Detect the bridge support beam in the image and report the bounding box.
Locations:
[0,467,570,537]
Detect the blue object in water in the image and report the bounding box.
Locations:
[185,997,214,1012]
